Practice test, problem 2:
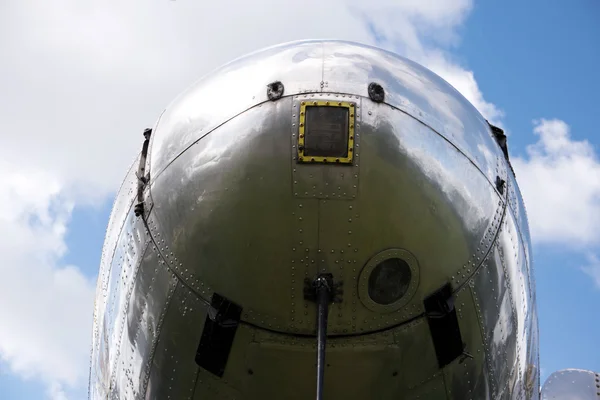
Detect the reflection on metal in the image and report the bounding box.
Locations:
[88,39,596,400]
[526,364,538,396]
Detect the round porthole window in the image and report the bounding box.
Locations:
[368,258,412,305]
[358,249,420,313]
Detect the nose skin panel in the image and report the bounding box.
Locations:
[186,309,442,399]
[147,92,503,336]
[89,40,542,400]
[321,41,503,186]
[149,41,325,178]
[148,100,296,326]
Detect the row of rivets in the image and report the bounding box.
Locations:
[453,196,505,289]
[292,96,360,200]
[141,272,178,398]
[108,239,152,391]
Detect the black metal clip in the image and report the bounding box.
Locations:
[134,128,152,217]
[496,176,506,195]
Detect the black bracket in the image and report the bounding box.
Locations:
[134,128,152,217]
[424,283,465,368]
[488,122,509,161]
[304,274,343,304]
[496,176,506,195]
[195,293,242,377]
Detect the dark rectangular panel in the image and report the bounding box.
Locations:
[304,106,349,158]
[195,293,242,377]
[297,101,355,164]
[424,283,464,368]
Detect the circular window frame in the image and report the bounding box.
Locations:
[358,248,420,313]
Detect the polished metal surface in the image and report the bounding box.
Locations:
[89,39,595,400]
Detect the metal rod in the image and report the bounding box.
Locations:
[315,276,330,400]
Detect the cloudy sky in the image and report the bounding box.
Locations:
[1,0,599,399]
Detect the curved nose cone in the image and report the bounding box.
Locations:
[146,40,507,335]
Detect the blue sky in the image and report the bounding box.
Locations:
[458,0,600,378]
[0,1,598,399]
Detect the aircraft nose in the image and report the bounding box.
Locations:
[145,89,506,336]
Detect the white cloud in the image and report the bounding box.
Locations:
[355,0,504,125]
[0,161,96,395]
[0,0,498,398]
[47,382,69,400]
[513,119,600,291]
[423,50,504,126]
[582,254,600,289]
[512,119,600,247]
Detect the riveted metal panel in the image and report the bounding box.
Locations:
[90,190,150,399]
[500,207,532,396]
[443,286,491,400]
[291,94,362,200]
[451,196,505,291]
[150,41,324,178]
[90,40,546,399]
[246,318,438,395]
[149,40,507,192]
[317,198,364,334]
[321,41,505,187]
[507,168,532,268]
[471,243,518,399]
[392,318,440,391]
[90,323,110,400]
[524,295,541,399]
[345,102,500,329]
[93,154,140,359]
[192,324,254,399]
[149,100,296,328]
[183,317,445,399]
[142,43,509,338]
[104,211,151,384]
[288,198,319,334]
[111,244,178,399]
[192,366,242,400]
[499,187,540,400]
[495,155,509,191]
[405,374,447,400]
[145,285,208,400]
[245,342,401,400]
[242,320,441,399]
[97,154,141,297]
